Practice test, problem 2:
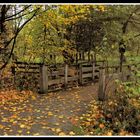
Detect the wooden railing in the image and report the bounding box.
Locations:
[11,61,105,93]
[98,63,140,101]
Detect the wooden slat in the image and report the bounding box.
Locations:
[82,73,92,78]
[48,71,59,77]
[48,78,64,86]
[68,76,78,81]
[82,67,92,72]
[15,61,43,65]
[16,70,39,74]
[16,66,39,69]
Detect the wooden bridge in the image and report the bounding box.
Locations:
[11,61,140,97]
[11,61,104,93]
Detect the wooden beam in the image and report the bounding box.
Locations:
[98,68,106,101]
[39,65,48,94]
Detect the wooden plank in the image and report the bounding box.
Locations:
[92,62,95,81]
[82,67,92,72]
[64,64,68,89]
[82,73,92,78]
[68,76,78,81]
[15,61,43,65]
[16,65,39,69]
[98,68,105,101]
[48,71,59,77]
[16,70,39,74]
[48,78,64,86]
[95,66,100,69]
[79,64,83,85]
[39,65,48,94]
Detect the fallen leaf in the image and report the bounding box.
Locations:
[48,112,53,116]
[99,123,105,129]
[58,132,66,136]
[69,131,75,135]
[0,124,4,129]
[20,124,26,128]
[18,130,22,133]
[59,115,64,119]
[55,128,61,133]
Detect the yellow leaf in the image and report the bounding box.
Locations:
[18,130,22,133]
[86,118,91,121]
[55,123,60,126]
[27,131,30,134]
[31,96,36,100]
[20,124,25,128]
[55,128,61,133]
[85,122,90,126]
[48,111,53,116]
[0,124,4,129]
[106,131,113,136]
[51,128,55,131]
[58,132,66,136]
[69,131,75,135]
[36,110,41,113]
[34,133,40,136]
[9,119,14,123]
[59,115,64,119]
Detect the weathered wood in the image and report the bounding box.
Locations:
[92,62,95,81]
[79,64,83,85]
[68,76,78,81]
[48,76,78,86]
[48,78,64,86]
[48,71,59,78]
[15,61,43,65]
[16,70,39,74]
[64,64,68,89]
[16,66,39,69]
[39,65,48,94]
[98,68,106,101]
[82,67,92,72]
[82,73,92,78]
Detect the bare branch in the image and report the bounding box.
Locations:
[5,5,31,20]
[5,8,37,22]
[0,8,40,71]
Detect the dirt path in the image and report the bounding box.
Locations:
[0,83,98,136]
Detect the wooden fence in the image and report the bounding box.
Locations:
[11,61,105,93]
[98,63,140,101]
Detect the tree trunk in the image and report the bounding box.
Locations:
[93,51,97,65]
[0,5,6,33]
[82,51,85,60]
[88,50,90,61]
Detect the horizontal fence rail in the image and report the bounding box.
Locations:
[12,61,105,93]
[11,61,140,94]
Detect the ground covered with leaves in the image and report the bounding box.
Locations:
[79,82,140,136]
[0,81,140,136]
[0,84,98,136]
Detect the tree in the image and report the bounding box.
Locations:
[0,5,40,71]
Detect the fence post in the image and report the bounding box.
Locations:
[39,64,48,94]
[64,63,68,89]
[98,68,106,101]
[79,64,83,85]
[92,61,95,81]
